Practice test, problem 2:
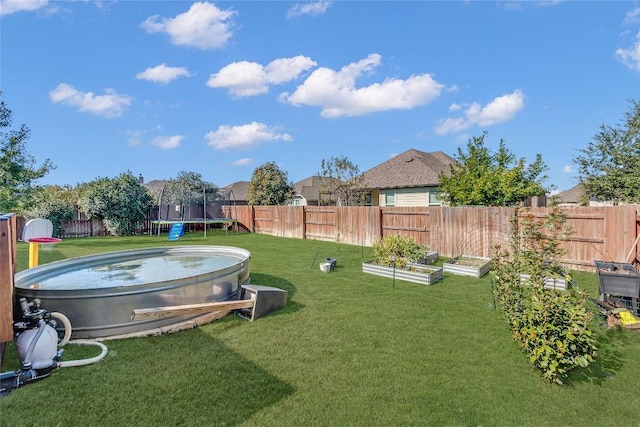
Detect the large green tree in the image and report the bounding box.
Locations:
[574,99,640,204]
[439,132,550,206]
[78,171,153,236]
[246,162,295,205]
[319,155,365,206]
[0,92,55,212]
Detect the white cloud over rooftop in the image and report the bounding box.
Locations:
[281,54,446,118]
[49,83,132,118]
[434,90,525,135]
[205,122,292,150]
[136,64,191,84]
[207,56,317,97]
[140,2,236,50]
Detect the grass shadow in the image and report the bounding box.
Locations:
[1,323,295,426]
[564,326,628,386]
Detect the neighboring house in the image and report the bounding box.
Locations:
[219,181,249,205]
[288,175,333,206]
[142,179,166,199]
[555,184,614,207]
[360,149,456,207]
[555,185,583,206]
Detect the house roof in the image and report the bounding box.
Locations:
[219,181,249,202]
[293,175,330,201]
[555,184,584,204]
[361,149,456,189]
[143,179,166,195]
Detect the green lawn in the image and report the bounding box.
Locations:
[1,231,639,426]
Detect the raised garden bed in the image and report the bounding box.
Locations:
[423,251,439,264]
[443,256,492,278]
[362,261,443,285]
[519,274,568,291]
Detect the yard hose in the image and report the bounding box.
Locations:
[51,311,72,346]
[58,340,109,368]
[51,311,109,368]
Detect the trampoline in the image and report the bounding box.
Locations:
[148,180,239,238]
[150,218,237,238]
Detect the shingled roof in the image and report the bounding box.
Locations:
[293,175,330,201]
[361,149,456,189]
[555,184,585,205]
[220,181,249,202]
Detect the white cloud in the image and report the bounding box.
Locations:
[207,56,317,97]
[615,31,640,72]
[124,129,147,146]
[49,83,132,118]
[0,0,47,15]
[140,2,236,50]
[287,0,333,18]
[232,157,253,166]
[281,54,445,117]
[151,135,183,149]
[136,64,191,84]
[623,7,640,25]
[563,165,575,173]
[434,90,525,135]
[205,122,292,150]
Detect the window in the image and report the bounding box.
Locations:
[429,191,441,206]
[288,195,305,206]
[386,193,395,207]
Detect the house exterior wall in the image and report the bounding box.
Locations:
[378,187,442,207]
[366,189,379,206]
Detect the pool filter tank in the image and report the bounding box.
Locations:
[15,321,59,370]
[1,298,63,396]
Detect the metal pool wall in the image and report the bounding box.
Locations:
[14,246,251,338]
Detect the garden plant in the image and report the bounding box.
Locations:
[492,204,597,384]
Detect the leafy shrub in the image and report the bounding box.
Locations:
[372,235,427,269]
[22,185,77,238]
[78,172,153,236]
[492,204,596,384]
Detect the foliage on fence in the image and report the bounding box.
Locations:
[492,204,596,384]
[372,234,427,269]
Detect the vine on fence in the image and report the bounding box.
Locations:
[492,204,596,385]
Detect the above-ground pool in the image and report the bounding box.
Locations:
[14,246,251,338]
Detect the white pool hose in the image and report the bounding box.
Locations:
[50,312,72,346]
[57,340,109,368]
[50,311,109,368]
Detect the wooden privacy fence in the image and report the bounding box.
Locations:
[16,215,106,239]
[13,204,639,272]
[223,205,640,272]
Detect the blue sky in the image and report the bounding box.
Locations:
[1,0,638,193]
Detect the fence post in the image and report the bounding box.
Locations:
[302,206,306,239]
[250,205,255,233]
[378,207,383,242]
